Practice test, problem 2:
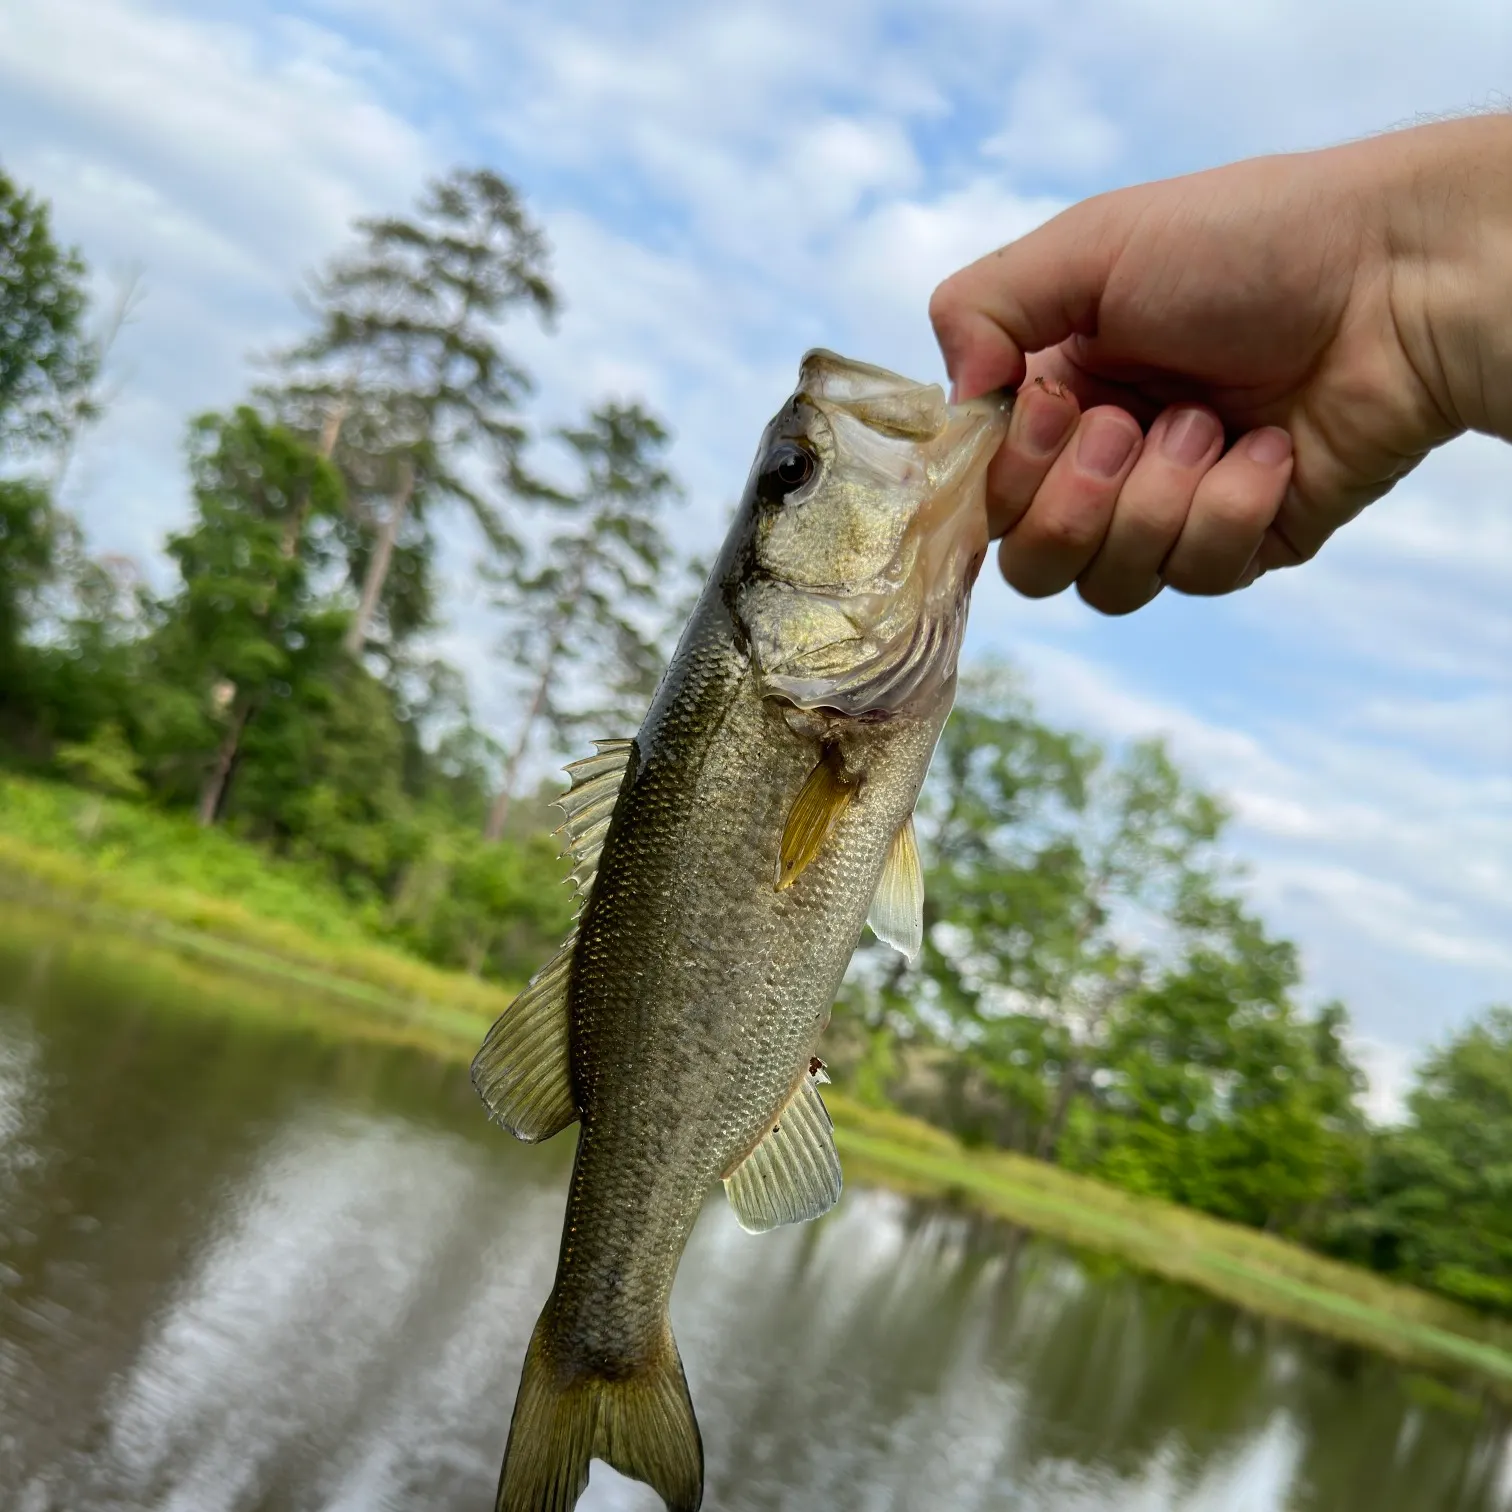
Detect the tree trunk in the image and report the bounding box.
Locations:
[485,559,584,843]
[198,395,348,820]
[1035,970,1130,1163]
[1036,1056,1083,1164]
[343,457,415,657]
[198,699,254,827]
[484,652,555,841]
[280,395,348,560]
[463,927,495,978]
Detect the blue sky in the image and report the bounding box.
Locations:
[2,0,1509,1116]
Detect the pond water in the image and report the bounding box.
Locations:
[1,924,1510,1511]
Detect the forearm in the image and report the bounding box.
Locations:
[1374,114,1512,444]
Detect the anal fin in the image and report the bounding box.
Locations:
[723,1063,842,1233]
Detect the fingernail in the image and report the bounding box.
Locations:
[1160,407,1219,467]
[1245,427,1293,466]
[1077,416,1138,478]
[1023,395,1074,456]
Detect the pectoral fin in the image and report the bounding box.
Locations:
[777,745,858,891]
[723,1064,842,1233]
[867,813,924,960]
[471,929,578,1142]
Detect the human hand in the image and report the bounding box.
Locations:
[929,116,1512,612]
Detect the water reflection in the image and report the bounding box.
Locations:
[1,936,1509,1511]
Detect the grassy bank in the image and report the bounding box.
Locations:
[6,794,1512,1403]
[0,772,523,1023]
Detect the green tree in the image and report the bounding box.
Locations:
[1075,916,1366,1233]
[386,816,575,980]
[145,408,345,824]
[483,401,681,839]
[0,480,58,703]
[227,637,413,887]
[0,166,97,455]
[0,166,97,723]
[1329,1007,1512,1312]
[272,168,556,658]
[836,660,1366,1237]
[849,663,1229,1158]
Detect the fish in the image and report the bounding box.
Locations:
[472,349,1009,1512]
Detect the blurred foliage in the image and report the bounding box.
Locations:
[0,158,1507,1319]
[1326,1008,1512,1313]
[0,166,97,454]
[833,663,1368,1242]
[484,400,683,837]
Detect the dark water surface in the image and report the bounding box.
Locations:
[2,928,1510,1512]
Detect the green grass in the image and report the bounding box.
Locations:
[0,772,522,1020]
[826,1096,1512,1396]
[7,776,1512,1402]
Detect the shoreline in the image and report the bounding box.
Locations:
[6,854,1512,1407]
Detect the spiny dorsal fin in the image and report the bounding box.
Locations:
[473,738,633,1143]
[723,1062,842,1233]
[471,928,578,1143]
[777,745,858,891]
[867,813,924,960]
[557,738,634,901]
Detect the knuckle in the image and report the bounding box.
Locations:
[999,537,1068,600]
[1162,555,1242,597]
[1076,575,1143,617]
[927,282,962,334]
[1034,495,1108,555]
[1198,465,1283,530]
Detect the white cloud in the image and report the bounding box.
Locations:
[824,180,1068,377]
[982,61,1123,179]
[1351,1036,1415,1124]
[1246,441,1512,684]
[990,639,1512,1050]
[0,0,436,565]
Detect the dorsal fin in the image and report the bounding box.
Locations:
[556,738,634,902]
[472,927,579,1142]
[471,739,633,1143]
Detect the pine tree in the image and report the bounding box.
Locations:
[484,402,682,840]
[269,168,556,659]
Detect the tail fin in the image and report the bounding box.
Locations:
[496,1308,703,1512]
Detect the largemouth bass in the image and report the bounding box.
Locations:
[474,350,1009,1512]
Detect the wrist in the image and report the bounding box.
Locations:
[1377,114,1512,443]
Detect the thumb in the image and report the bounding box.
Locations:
[929,198,1117,401]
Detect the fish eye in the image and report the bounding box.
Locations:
[759,442,816,500]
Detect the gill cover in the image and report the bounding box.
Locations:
[737,350,1009,717]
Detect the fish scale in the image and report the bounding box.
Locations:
[474,349,1009,1512]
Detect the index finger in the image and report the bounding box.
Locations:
[929,202,1117,401]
